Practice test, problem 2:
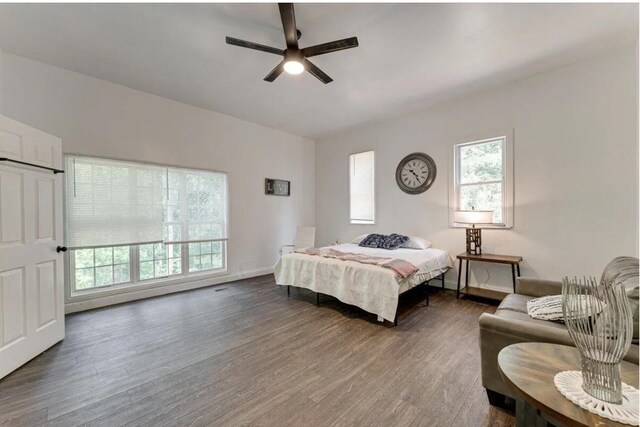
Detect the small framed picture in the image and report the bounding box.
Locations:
[265,178,290,196]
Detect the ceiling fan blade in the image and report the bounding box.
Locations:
[303,59,333,84]
[302,37,359,58]
[226,37,284,56]
[278,3,299,50]
[264,60,286,82]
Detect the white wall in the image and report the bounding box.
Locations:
[2,53,315,308]
[0,47,4,115]
[3,46,638,300]
[317,46,639,292]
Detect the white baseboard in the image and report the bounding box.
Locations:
[442,277,512,294]
[431,270,513,294]
[65,267,274,314]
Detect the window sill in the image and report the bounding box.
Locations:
[68,267,228,303]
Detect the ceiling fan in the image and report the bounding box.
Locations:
[226,3,359,84]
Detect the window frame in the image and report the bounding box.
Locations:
[64,154,229,300]
[188,240,226,273]
[449,130,514,229]
[349,150,376,225]
[68,241,228,298]
[69,245,134,291]
[137,242,184,282]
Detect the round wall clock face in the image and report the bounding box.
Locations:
[395,152,437,194]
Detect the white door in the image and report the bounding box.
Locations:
[0,116,64,380]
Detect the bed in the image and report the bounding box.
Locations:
[274,243,454,324]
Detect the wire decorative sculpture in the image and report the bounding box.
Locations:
[561,276,634,404]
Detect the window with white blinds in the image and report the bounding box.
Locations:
[65,156,229,295]
[349,151,375,224]
[164,168,228,244]
[65,156,228,248]
[65,156,166,249]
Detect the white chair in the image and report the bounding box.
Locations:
[280,226,316,256]
[280,226,315,297]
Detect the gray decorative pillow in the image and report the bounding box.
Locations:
[359,233,387,248]
[380,234,410,250]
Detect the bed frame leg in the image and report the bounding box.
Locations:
[425,285,430,307]
[394,315,398,327]
[316,292,320,306]
[441,272,445,289]
[287,285,290,296]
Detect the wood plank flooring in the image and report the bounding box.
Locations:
[0,275,514,427]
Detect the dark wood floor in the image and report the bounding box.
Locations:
[0,275,514,427]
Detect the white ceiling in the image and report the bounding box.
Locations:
[0,3,637,139]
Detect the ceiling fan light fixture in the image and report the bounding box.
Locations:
[284,60,304,75]
[226,3,358,84]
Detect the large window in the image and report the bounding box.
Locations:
[349,151,375,224]
[451,133,513,228]
[66,156,228,295]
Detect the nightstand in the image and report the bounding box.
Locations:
[456,252,523,301]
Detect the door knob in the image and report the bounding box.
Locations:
[56,246,68,253]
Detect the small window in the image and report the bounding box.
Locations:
[451,133,513,228]
[139,243,182,281]
[189,241,225,273]
[349,151,375,224]
[72,246,131,290]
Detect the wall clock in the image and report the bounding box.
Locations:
[395,152,437,194]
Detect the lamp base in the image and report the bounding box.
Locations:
[466,227,482,255]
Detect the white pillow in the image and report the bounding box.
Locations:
[351,234,369,244]
[527,295,564,322]
[401,236,432,250]
[527,295,606,323]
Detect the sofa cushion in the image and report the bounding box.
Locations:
[495,294,569,332]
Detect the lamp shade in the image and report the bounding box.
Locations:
[454,210,493,225]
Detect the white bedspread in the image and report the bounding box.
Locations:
[273,243,453,322]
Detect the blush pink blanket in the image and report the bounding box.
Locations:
[296,248,418,278]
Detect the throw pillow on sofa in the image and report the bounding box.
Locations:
[527,294,606,323]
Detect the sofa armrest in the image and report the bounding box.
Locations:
[479,313,640,364]
[478,312,640,398]
[479,312,574,345]
[478,312,575,398]
[516,277,563,298]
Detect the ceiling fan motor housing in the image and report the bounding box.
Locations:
[285,49,304,62]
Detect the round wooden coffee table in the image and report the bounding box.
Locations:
[498,342,639,427]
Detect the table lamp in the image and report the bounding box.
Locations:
[454,209,493,255]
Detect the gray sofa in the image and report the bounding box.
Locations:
[479,256,640,405]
